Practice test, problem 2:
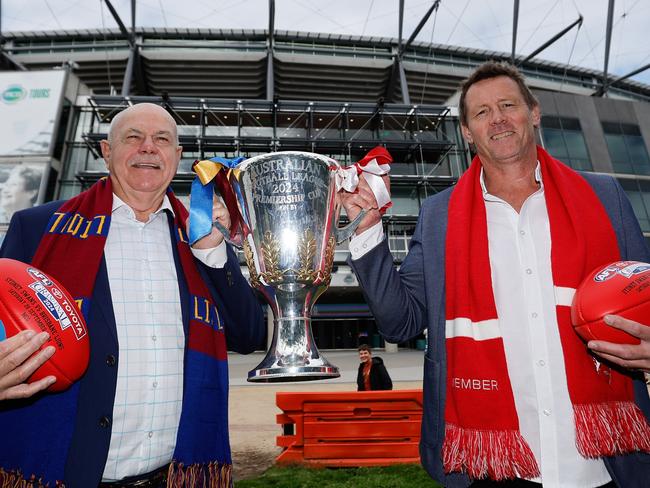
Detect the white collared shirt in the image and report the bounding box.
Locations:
[102,194,227,481]
[350,166,611,487]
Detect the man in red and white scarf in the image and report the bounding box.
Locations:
[343,62,650,488]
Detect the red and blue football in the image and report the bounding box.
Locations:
[0,258,89,391]
[571,261,650,345]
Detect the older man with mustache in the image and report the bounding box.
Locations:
[0,103,265,487]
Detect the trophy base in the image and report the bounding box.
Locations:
[247,365,340,382]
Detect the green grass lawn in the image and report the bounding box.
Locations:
[234,464,442,488]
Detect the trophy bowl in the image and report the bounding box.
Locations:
[222,151,363,382]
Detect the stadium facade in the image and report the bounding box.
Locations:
[1,26,649,349]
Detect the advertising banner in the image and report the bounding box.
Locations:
[0,70,66,156]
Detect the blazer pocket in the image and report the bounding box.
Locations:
[421,354,444,447]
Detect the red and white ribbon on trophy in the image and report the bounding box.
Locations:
[336,146,393,214]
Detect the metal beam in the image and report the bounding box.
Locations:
[518,15,583,66]
[511,0,519,64]
[0,0,27,74]
[384,59,399,102]
[0,50,26,71]
[132,36,149,95]
[122,47,135,97]
[103,0,131,41]
[131,0,136,33]
[595,62,650,96]
[398,57,410,104]
[601,0,615,95]
[398,0,404,53]
[400,0,440,56]
[387,1,439,102]
[266,0,275,101]
[384,0,406,102]
[610,62,650,86]
[120,0,137,97]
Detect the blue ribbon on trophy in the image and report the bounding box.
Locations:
[189,156,245,245]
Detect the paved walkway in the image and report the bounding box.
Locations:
[227,349,425,480]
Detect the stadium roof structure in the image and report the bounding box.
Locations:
[2,26,650,105]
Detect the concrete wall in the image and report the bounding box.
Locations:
[532,89,638,173]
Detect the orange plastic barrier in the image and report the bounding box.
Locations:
[276,389,423,467]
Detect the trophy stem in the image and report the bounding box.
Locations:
[247,316,340,382]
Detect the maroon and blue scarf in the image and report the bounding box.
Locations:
[443,146,650,481]
[1,178,232,487]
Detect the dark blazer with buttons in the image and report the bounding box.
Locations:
[350,172,650,488]
[0,199,265,487]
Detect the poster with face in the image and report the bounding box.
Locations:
[0,162,46,225]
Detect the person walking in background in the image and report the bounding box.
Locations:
[356,344,392,391]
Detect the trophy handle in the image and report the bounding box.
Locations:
[213,220,244,249]
[335,209,367,244]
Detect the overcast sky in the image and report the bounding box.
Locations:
[2,0,649,85]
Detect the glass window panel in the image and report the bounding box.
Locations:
[625,191,647,219]
[389,187,420,215]
[390,162,417,176]
[177,125,200,137]
[639,180,650,193]
[378,129,410,141]
[642,194,650,227]
[560,118,581,131]
[313,128,342,141]
[626,136,650,176]
[564,131,590,161]
[612,160,634,174]
[618,178,639,192]
[619,181,650,232]
[622,123,642,136]
[605,134,629,164]
[541,116,561,130]
[602,121,622,134]
[542,129,568,159]
[640,182,650,227]
[349,129,376,141]
[389,237,406,250]
[605,134,634,174]
[571,158,592,172]
[205,125,238,137]
[383,114,409,132]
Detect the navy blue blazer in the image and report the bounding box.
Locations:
[351,172,650,488]
[0,200,265,486]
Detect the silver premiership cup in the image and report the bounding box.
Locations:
[219,152,364,382]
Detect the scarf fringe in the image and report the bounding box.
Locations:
[0,469,65,488]
[575,401,650,457]
[442,424,540,481]
[167,461,232,488]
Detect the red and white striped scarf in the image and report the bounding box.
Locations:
[442,146,650,481]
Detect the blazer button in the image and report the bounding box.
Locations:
[99,416,111,428]
[226,270,234,287]
[106,354,116,366]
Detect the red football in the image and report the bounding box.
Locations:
[571,261,650,345]
[0,258,89,391]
